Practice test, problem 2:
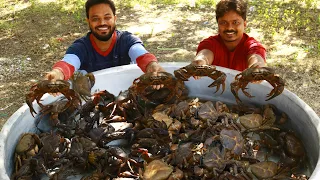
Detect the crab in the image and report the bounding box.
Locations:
[219,129,244,157]
[11,157,47,180]
[137,148,174,180]
[141,159,173,180]
[230,66,285,103]
[38,132,71,165]
[14,133,42,173]
[100,90,142,122]
[276,131,306,168]
[202,146,228,177]
[70,72,95,102]
[129,72,185,104]
[132,137,170,157]
[37,98,80,128]
[49,161,80,180]
[218,166,252,180]
[174,64,226,93]
[197,101,222,123]
[249,161,290,179]
[103,146,140,178]
[26,79,80,117]
[238,104,280,132]
[66,136,99,170]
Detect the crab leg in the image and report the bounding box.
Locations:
[230,81,242,103]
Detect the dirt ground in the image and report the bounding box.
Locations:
[0,1,319,129]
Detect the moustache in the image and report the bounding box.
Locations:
[224,30,237,33]
[96,25,110,29]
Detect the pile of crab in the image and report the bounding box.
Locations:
[12,64,309,180]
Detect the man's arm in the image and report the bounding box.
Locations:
[129,43,165,73]
[247,54,266,68]
[192,49,214,66]
[45,56,79,81]
[190,49,214,80]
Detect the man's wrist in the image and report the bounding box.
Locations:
[52,68,65,80]
[145,61,158,72]
[192,59,208,65]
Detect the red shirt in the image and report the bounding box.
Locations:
[197,33,266,71]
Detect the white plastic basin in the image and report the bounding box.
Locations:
[0,62,319,179]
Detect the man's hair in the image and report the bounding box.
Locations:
[215,0,247,22]
[85,0,116,18]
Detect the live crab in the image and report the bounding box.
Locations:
[230,66,285,103]
[174,64,226,93]
[25,79,80,117]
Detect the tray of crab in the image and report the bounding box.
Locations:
[13,89,310,180]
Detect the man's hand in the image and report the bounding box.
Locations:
[191,59,207,80]
[45,69,64,81]
[247,62,266,84]
[44,69,65,96]
[146,61,166,90]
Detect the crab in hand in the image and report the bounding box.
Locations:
[129,72,185,104]
[25,79,80,117]
[70,72,95,102]
[230,66,285,103]
[174,64,226,93]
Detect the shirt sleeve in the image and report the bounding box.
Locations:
[197,36,216,54]
[128,43,148,63]
[52,61,75,80]
[125,32,157,72]
[245,37,266,62]
[52,40,86,80]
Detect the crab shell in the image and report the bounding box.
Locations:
[15,133,41,156]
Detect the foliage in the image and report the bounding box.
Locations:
[248,0,319,57]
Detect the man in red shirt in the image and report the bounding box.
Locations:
[193,0,266,73]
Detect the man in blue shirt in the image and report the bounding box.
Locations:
[46,0,164,89]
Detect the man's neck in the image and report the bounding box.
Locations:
[92,34,113,52]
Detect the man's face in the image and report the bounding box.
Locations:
[217,10,246,44]
[87,3,117,41]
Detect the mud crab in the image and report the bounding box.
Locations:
[250,161,290,179]
[129,72,185,104]
[174,64,226,93]
[11,157,47,180]
[26,79,80,117]
[14,133,42,173]
[238,104,280,133]
[39,132,71,164]
[141,159,173,180]
[219,129,244,157]
[103,146,140,177]
[230,66,285,103]
[38,98,80,128]
[276,131,306,169]
[70,72,95,101]
[137,148,174,180]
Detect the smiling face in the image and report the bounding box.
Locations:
[86,3,117,42]
[217,10,246,46]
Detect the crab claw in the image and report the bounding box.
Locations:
[266,85,285,101]
[174,68,190,81]
[208,73,226,93]
[265,76,285,101]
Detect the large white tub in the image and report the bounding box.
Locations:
[0,62,319,179]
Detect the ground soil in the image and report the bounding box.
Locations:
[0,2,319,129]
